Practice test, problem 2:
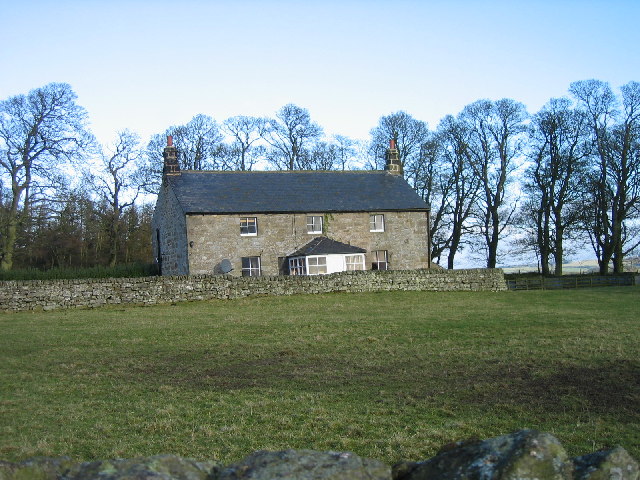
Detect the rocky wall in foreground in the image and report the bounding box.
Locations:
[0,430,637,480]
[0,268,507,313]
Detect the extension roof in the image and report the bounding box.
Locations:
[166,170,429,214]
[290,237,367,257]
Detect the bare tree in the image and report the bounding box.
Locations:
[302,136,358,171]
[570,80,640,273]
[144,114,224,193]
[222,115,268,171]
[305,141,338,170]
[85,130,144,267]
[433,115,481,268]
[172,114,224,170]
[333,135,357,170]
[411,134,449,264]
[0,83,92,270]
[461,99,528,268]
[264,104,323,170]
[369,111,429,185]
[523,97,590,275]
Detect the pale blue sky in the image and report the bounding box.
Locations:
[2,0,639,147]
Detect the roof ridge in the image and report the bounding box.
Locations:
[179,169,384,175]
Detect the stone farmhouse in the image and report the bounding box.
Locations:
[152,137,431,276]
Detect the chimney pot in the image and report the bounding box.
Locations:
[167,135,173,147]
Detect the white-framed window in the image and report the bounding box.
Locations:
[241,256,261,276]
[288,257,306,275]
[307,256,327,275]
[306,215,323,234]
[372,250,388,270]
[370,214,385,232]
[345,254,365,271]
[240,217,257,236]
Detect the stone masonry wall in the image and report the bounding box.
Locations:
[0,269,506,313]
[152,179,189,276]
[187,212,429,276]
[185,211,430,276]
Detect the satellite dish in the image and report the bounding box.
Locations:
[220,259,233,274]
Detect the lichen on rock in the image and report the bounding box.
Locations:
[219,449,390,480]
[0,455,219,480]
[0,457,74,480]
[573,447,639,480]
[393,430,572,480]
[0,431,637,480]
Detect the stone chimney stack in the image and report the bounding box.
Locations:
[384,139,402,175]
[163,135,180,176]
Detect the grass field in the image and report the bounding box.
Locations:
[0,288,638,465]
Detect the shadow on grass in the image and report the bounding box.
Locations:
[449,359,640,415]
[527,360,639,414]
[136,352,640,417]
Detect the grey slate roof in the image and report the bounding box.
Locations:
[290,237,367,257]
[166,170,429,214]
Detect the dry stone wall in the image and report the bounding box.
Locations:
[0,269,506,313]
[0,430,637,480]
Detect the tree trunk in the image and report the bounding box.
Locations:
[554,229,564,275]
[0,217,17,271]
[108,212,120,268]
[539,247,550,275]
[0,184,24,271]
[537,206,551,276]
[553,213,564,275]
[598,250,612,274]
[486,208,500,268]
[240,148,246,171]
[447,236,460,270]
[612,213,624,273]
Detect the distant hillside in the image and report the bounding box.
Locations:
[501,257,640,274]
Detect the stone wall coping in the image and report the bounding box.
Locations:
[0,267,504,287]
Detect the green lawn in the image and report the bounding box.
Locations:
[0,288,638,465]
